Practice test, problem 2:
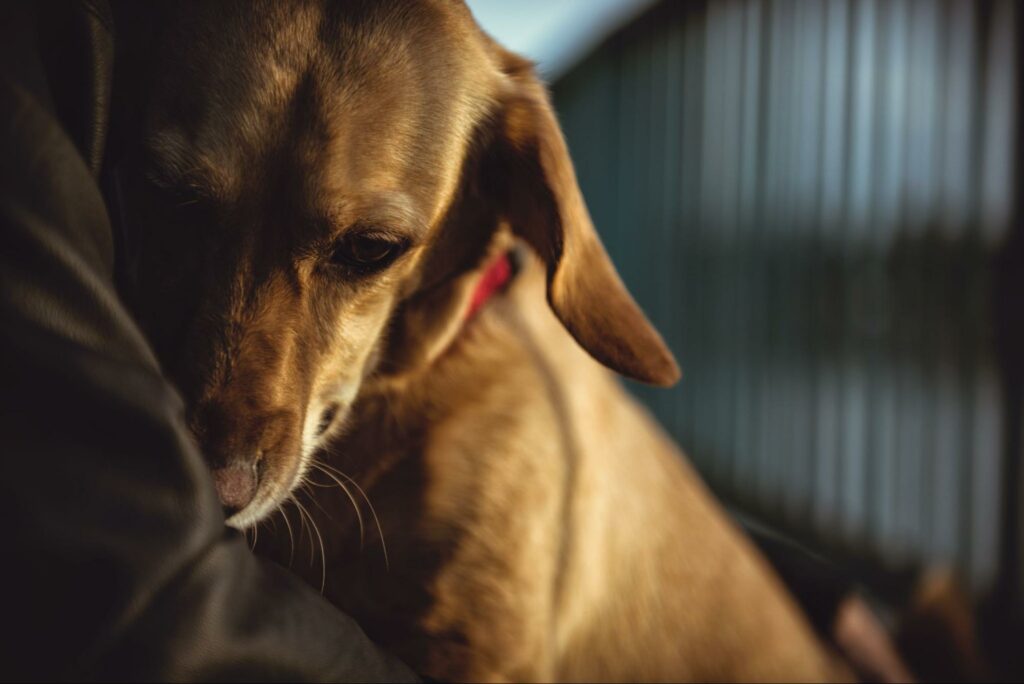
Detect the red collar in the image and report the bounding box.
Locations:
[465,251,514,320]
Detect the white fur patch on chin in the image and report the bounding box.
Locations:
[225,507,260,530]
[302,381,360,457]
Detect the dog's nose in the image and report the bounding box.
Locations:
[212,461,259,516]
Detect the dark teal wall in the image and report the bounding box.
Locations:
[553,0,1020,600]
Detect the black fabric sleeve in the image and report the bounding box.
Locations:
[737,514,854,639]
[0,4,416,681]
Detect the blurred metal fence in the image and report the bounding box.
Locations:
[553,0,1020,602]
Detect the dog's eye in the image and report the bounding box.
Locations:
[330,231,407,273]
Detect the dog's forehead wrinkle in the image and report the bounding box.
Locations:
[145,130,240,200]
[222,4,418,155]
[153,2,501,235]
[302,4,499,222]
[319,192,427,242]
[153,23,326,192]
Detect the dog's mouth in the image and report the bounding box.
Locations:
[216,401,346,529]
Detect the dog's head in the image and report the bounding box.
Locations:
[111,0,678,528]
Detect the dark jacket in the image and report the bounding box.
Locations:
[0,2,416,680]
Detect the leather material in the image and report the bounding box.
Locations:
[0,3,416,681]
[38,0,114,176]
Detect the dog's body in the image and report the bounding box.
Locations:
[111,1,846,680]
[261,247,844,681]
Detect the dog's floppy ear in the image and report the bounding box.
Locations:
[484,51,680,386]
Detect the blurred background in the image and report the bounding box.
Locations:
[471,0,1021,676]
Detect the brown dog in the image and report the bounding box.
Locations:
[111,1,848,680]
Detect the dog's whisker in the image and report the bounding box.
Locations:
[294,494,315,568]
[292,493,327,594]
[276,503,296,567]
[299,479,333,522]
[289,493,310,553]
[316,461,389,571]
[302,476,337,523]
[310,460,366,549]
[259,511,278,533]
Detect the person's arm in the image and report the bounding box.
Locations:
[0,3,416,680]
[738,514,914,682]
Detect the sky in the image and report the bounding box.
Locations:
[465,0,655,80]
